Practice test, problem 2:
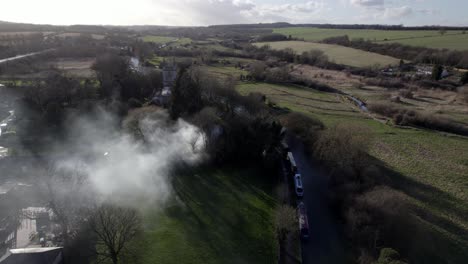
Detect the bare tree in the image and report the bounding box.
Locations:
[314,123,372,172]
[44,163,93,246]
[275,205,297,263]
[89,204,142,264]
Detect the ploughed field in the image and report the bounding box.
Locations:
[274,27,468,51]
[254,41,400,68]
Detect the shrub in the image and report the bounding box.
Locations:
[365,78,405,89]
[460,86,468,103]
[368,103,468,136]
[417,79,457,91]
[257,33,288,42]
[432,64,443,81]
[280,112,324,143]
[265,66,290,83]
[375,248,408,264]
[299,49,329,66]
[460,72,468,85]
[248,61,268,81]
[314,123,372,171]
[398,89,414,99]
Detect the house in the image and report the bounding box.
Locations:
[0,247,63,264]
[152,63,177,107]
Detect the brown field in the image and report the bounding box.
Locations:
[291,64,468,126]
[50,58,96,78]
[54,32,105,40]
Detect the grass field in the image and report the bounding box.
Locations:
[142,35,192,46]
[202,65,248,81]
[141,35,175,44]
[274,27,468,51]
[236,81,468,263]
[128,167,277,264]
[385,33,468,50]
[254,41,400,68]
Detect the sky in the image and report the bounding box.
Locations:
[1,0,467,26]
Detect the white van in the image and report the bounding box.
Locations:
[294,174,304,198]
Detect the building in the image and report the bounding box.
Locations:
[162,63,177,88]
[0,247,63,264]
[152,62,177,107]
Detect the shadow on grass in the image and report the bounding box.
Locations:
[371,157,468,263]
[164,165,277,264]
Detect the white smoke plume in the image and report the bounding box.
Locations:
[51,107,205,208]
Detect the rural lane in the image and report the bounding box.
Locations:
[0,49,53,65]
[287,135,347,264]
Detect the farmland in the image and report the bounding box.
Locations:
[235,81,468,263]
[141,35,175,44]
[254,41,400,68]
[142,35,192,45]
[274,27,468,51]
[128,167,277,264]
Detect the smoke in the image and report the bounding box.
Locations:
[51,107,205,208]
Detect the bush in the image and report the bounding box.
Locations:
[365,78,405,89]
[460,72,468,85]
[369,103,468,136]
[398,89,414,99]
[265,66,290,83]
[375,248,408,264]
[257,33,288,42]
[280,112,324,146]
[314,123,372,171]
[432,64,443,80]
[417,79,457,91]
[248,61,268,81]
[460,86,468,103]
[299,49,329,66]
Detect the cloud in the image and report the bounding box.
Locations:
[383,6,413,19]
[350,0,384,8]
[148,0,326,25]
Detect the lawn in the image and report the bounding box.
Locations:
[141,35,176,44]
[274,27,468,51]
[254,41,400,68]
[236,81,468,263]
[128,167,278,264]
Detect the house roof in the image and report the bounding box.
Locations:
[0,247,63,264]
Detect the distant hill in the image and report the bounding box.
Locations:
[0,21,118,34]
[209,22,468,31]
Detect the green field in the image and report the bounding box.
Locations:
[202,65,248,80]
[141,35,175,44]
[274,27,468,51]
[128,167,277,264]
[142,36,192,45]
[254,41,400,68]
[385,33,468,50]
[236,82,468,263]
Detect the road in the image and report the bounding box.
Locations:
[287,135,346,264]
[0,49,52,65]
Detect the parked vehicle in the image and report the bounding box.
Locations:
[297,202,309,240]
[294,174,304,197]
[287,152,298,174]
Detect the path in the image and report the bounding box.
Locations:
[0,49,53,65]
